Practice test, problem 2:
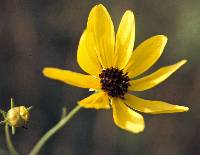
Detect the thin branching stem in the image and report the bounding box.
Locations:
[29,104,81,155]
[5,124,19,155]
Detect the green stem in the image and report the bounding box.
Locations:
[5,124,19,155]
[29,105,81,155]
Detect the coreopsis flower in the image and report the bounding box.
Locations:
[43,4,189,133]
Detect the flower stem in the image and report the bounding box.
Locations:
[29,104,81,155]
[5,124,19,155]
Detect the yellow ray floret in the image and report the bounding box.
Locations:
[77,30,102,76]
[86,4,115,68]
[124,35,167,78]
[114,10,135,69]
[112,98,145,133]
[43,68,101,89]
[129,60,187,91]
[79,92,110,109]
[125,94,189,114]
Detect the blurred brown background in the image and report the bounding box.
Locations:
[0,0,199,155]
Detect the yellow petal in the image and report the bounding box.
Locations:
[78,92,110,109]
[114,10,135,69]
[125,94,189,114]
[77,30,102,76]
[112,98,145,133]
[43,68,100,89]
[129,60,187,91]
[87,4,115,68]
[124,35,167,78]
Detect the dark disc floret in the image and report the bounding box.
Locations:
[99,67,130,99]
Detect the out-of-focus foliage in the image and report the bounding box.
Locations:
[0,0,199,155]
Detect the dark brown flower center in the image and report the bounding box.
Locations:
[99,67,130,99]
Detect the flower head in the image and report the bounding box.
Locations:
[43,4,189,133]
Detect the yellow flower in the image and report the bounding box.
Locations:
[43,4,189,133]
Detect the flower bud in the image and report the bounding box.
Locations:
[6,106,30,127]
